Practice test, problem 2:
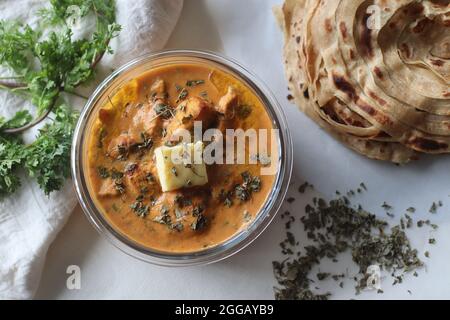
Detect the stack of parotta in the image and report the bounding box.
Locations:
[275,0,450,163]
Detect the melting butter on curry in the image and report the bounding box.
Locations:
[85,63,277,253]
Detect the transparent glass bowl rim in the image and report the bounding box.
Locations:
[71,49,293,267]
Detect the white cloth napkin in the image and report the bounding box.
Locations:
[0,0,183,300]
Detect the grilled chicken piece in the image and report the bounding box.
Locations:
[123,163,159,195]
[98,178,120,197]
[107,132,138,159]
[166,97,217,141]
[108,98,169,159]
[132,100,164,136]
[215,86,238,120]
[132,79,168,137]
[98,108,116,124]
[150,79,166,96]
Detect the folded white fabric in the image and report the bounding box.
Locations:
[0,0,183,299]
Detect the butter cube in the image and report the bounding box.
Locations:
[155,142,208,192]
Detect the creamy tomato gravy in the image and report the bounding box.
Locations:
[85,63,276,253]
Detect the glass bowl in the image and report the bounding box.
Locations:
[71,50,293,266]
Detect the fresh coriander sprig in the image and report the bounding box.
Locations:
[24,104,79,195]
[0,0,121,197]
[0,135,25,196]
[0,0,120,129]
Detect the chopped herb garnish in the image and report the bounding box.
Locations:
[130,197,149,218]
[234,171,261,202]
[153,206,172,226]
[97,166,110,179]
[154,103,173,119]
[186,80,205,87]
[273,184,427,300]
[116,144,128,161]
[146,173,155,183]
[417,220,427,228]
[124,163,138,175]
[176,88,188,103]
[243,210,252,223]
[317,273,331,281]
[175,208,185,219]
[405,214,413,229]
[429,201,441,214]
[161,128,167,138]
[137,132,153,151]
[114,179,125,194]
[110,169,123,180]
[191,214,207,231]
[382,201,392,211]
[224,197,233,207]
[174,194,192,208]
[219,189,233,207]
[236,105,252,119]
[287,197,295,204]
[235,185,250,202]
[171,222,184,232]
[298,182,313,194]
[192,205,204,217]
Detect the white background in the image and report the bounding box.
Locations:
[35,0,450,299]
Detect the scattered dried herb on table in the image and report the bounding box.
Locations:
[273,183,439,300]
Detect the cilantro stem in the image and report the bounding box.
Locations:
[0,76,25,80]
[64,89,88,100]
[0,81,26,90]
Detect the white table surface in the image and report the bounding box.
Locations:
[35,0,450,300]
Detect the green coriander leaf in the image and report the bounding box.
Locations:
[0,135,25,196]
[0,20,39,74]
[23,104,79,195]
[0,110,32,129]
[0,0,120,197]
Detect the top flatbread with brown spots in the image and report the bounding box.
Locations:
[275,0,450,163]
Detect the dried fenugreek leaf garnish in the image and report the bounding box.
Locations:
[273,183,437,300]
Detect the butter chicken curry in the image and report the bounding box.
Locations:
[85,63,277,253]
